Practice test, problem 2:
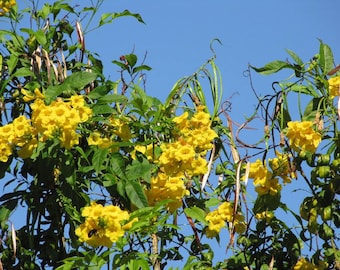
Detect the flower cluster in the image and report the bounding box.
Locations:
[268,151,296,184]
[328,75,340,98]
[31,95,92,149]
[145,172,189,212]
[110,118,132,141]
[285,121,321,153]
[87,117,131,150]
[0,0,16,15]
[0,115,36,161]
[159,106,218,176]
[87,131,112,149]
[255,210,274,223]
[205,201,246,238]
[293,257,328,270]
[248,159,282,196]
[0,90,92,162]
[145,106,217,211]
[75,201,135,247]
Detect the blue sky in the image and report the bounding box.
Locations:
[83,1,340,266]
[78,0,340,266]
[2,0,340,268]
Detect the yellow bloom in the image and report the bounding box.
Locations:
[0,0,16,15]
[205,202,246,237]
[133,144,157,161]
[70,95,85,108]
[173,111,189,130]
[21,88,44,102]
[110,118,131,141]
[269,152,296,184]
[293,257,328,270]
[286,121,321,153]
[255,211,274,223]
[76,202,130,247]
[248,159,282,196]
[328,76,340,98]
[0,139,12,162]
[146,173,188,212]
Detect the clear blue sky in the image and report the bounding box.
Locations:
[3,0,340,268]
[78,0,340,266]
[83,1,340,266]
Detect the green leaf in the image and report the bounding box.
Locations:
[126,157,154,183]
[125,180,148,208]
[112,60,128,70]
[99,10,145,26]
[125,54,138,68]
[253,192,281,213]
[7,53,18,75]
[285,83,319,97]
[87,85,111,99]
[34,29,47,45]
[184,206,207,225]
[97,94,128,104]
[92,148,109,174]
[132,65,152,74]
[45,71,98,101]
[250,60,294,75]
[319,41,334,75]
[65,71,98,90]
[13,67,34,77]
[91,104,114,115]
[302,97,323,121]
[285,49,304,66]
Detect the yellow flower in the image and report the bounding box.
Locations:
[110,118,132,141]
[255,211,274,223]
[21,88,44,102]
[248,159,282,196]
[269,152,296,184]
[328,76,340,98]
[0,0,16,15]
[75,202,130,247]
[70,95,85,108]
[286,121,321,153]
[0,139,12,162]
[146,173,188,212]
[133,144,157,161]
[293,257,328,270]
[205,202,246,237]
[173,111,189,130]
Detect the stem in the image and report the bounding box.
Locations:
[151,233,160,270]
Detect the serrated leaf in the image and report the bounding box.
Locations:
[112,60,128,70]
[13,67,34,77]
[87,85,111,99]
[99,10,145,26]
[97,94,128,104]
[302,97,323,121]
[126,158,154,183]
[253,192,281,213]
[286,83,319,97]
[45,71,98,101]
[92,148,109,174]
[125,180,148,208]
[319,41,334,75]
[132,65,152,74]
[184,206,207,225]
[34,29,47,45]
[250,60,294,75]
[91,104,114,114]
[286,49,304,66]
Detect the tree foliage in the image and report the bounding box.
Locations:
[0,1,338,269]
